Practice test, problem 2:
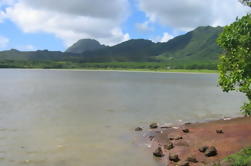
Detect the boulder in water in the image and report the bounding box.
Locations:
[150,123,158,129]
[153,147,164,157]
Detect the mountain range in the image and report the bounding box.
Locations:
[0,26,224,69]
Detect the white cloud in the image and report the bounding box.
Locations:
[3,0,130,47]
[150,32,174,43]
[22,0,127,20]
[160,32,174,42]
[138,0,251,31]
[0,35,9,48]
[135,21,153,32]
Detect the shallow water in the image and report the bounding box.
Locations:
[0,69,246,166]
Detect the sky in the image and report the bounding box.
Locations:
[0,0,250,51]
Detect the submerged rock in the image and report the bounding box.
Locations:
[199,146,209,153]
[134,127,143,131]
[205,146,217,157]
[169,153,180,162]
[153,147,164,157]
[150,123,158,129]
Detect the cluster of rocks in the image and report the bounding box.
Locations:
[151,125,221,165]
[135,123,223,165]
[154,147,199,166]
[153,146,217,165]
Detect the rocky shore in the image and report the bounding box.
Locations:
[136,117,251,166]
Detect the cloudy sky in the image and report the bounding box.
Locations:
[0,0,250,51]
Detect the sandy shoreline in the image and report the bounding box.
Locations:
[138,117,251,166]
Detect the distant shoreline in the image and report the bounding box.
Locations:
[0,68,218,74]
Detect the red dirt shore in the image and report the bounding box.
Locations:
[145,117,251,166]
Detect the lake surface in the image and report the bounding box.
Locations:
[0,69,246,166]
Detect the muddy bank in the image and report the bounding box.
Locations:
[138,117,251,166]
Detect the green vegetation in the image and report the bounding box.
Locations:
[225,147,251,166]
[0,61,217,71]
[155,26,223,62]
[79,26,223,63]
[217,14,251,116]
[240,0,251,7]
[214,148,251,166]
[0,26,223,71]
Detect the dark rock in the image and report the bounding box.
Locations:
[185,122,192,125]
[179,161,189,166]
[182,128,190,133]
[164,142,174,150]
[150,123,158,129]
[153,147,164,157]
[169,137,174,140]
[186,157,198,163]
[205,146,217,157]
[135,127,143,131]
[199,146,209,153]
[216,129,224,134]
[175,136,183,140]
[169,153,180,162]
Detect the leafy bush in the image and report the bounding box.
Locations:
[217,14,251,116]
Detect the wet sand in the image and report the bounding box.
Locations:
[144,117,251,166]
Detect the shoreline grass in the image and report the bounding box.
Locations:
[225,147,251,166]
[0,61,218,73]
[68,68,218,74]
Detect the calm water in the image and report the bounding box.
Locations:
[0,69,246,166]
